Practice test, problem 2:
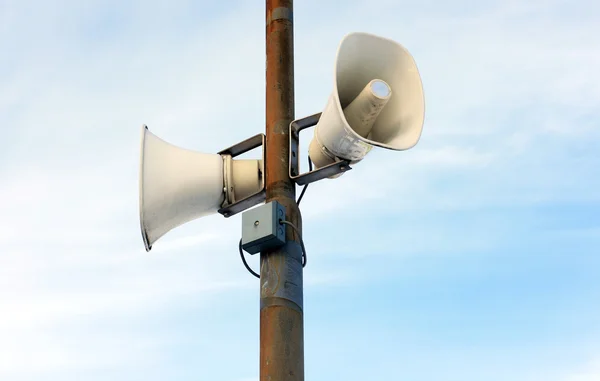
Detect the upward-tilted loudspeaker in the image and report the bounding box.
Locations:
[308,32,425,170]
[139,126,264,251]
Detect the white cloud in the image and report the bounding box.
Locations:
[564,356,600,381]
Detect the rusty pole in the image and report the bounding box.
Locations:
[261,0,303,380]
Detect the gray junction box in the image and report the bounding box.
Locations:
[241,201,286,254]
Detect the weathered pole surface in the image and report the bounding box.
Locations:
[261,0,304,380]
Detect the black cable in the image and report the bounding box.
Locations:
[239,238,259,278]
[279,219,307,268]
[296,156,313,205]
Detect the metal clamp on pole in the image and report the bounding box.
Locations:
[218,133,266,218]
[289,113,352,186]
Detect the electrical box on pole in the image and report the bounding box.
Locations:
[241,201,286,254]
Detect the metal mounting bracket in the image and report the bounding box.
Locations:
[289,113,352,186]
[218,134,266,218]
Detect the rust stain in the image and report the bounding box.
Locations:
[262,0,304,380]
[260,306,304,381]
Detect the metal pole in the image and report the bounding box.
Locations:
[262,0,303,380]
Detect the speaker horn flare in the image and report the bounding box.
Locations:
[308,32,425,174]
[139,126,264,251]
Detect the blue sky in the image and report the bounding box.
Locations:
[1,0,599,380]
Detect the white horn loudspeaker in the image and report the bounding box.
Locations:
[291,32,424,182]
[139,125,265,251]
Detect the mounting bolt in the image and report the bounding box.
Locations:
[254,220,260,227]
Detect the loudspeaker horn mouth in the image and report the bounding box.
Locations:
[139,124,152,252]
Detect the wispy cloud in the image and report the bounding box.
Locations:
[565,356,600,381]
